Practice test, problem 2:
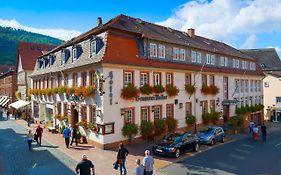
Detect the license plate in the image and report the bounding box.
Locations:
[156,149,163,152]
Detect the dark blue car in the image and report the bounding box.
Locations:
[152,132,199,158]
[198,126,225,145]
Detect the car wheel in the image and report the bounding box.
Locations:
[174,149,180,158]
[210,139,215,146]
[221,137,225,143]
[194,143,199,152]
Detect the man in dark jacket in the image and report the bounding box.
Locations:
[35,125,43,146]
[117,143,129,175]
[70,126,78,146]
[261,123,267,142]
[75,154,95,175]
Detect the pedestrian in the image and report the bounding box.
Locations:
[63,126,71,148]
[70,126,78,147]
[26,129,33,151]
[75,154,95,175]
[116,143,129,175]
[35,125,43,146]
[6,109,10,120]
[143,150,154,175]
[261,123,267,142]
[249,120,254,133]
[27,116,31,127]
[134,158,144,175]
[253,125,259,141]
[17,110,21,120]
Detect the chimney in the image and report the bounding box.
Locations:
[97,17,102,27]
[187,28,195,38]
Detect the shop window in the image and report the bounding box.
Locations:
[153,105,161,120]
[185,102,192,117]
[166,104,174,118]
[123,108,134,124]
[141,107,150,121]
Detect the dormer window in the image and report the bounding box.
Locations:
[37,59,43,70]
[72,46,78,62]
[50,55,56,65]
[158,45,165,58]
[44,57,50,68]
[90,40,97,56]
[90,37,104,57]
[173,48,179,60]
[61,49,70,65]
[261,63,266,68]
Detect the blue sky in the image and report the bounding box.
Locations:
[0,0,280,55]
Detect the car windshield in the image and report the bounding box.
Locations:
[163,133,182,142]
[200,128,215,134]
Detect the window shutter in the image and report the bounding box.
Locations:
[76,45,83,58]
[64,49,70,63]
[96,39,104,53]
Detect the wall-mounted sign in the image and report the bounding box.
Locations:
[136,95,168,101]
[66,95,83,103]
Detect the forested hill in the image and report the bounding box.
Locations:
[0,26,63,65]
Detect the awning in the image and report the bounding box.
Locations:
[0,96,7,104]
[9,100,30,109]
[1,98,10,106]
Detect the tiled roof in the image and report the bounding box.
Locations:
[39,14,254,61]
[17,42,56,70]
[0,65,14,74]
[241,48,281,71]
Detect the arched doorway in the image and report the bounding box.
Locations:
[71,105,79,127]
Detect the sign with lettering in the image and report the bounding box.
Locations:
[136,95,168,101]
[66,95,83,103]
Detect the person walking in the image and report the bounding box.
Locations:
[134,158,144,175]
[143,150,154,175]
[117,143,129,175]
[27,116,31,127]
[249,120,254,133]
[26,129,33,151]
[63,126,71,148]
[70,126,78,147]
[253,125,259,141]
[6,109,10,120]
[75,154,95,175]
[261,123,267,142]
[35,125,43,146]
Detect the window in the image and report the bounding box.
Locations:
[232,59,236,68]
[241,80,244,93]
[64,103,67,116]
[81,105,87,121]
[236,59,239,68]
[140,72,149,87]
[211,55,215,65]
[141,107,150,121]
[89,105,96,124]
[90,40,97,56]
[202,74,207,86]
[72,47,77,61]
[73,73,78,87]
[166,73,173,85]
[124,108,134,124]
[250,80,253,92]
[191,51,197,62]
[210,100,216,112]
[150,43,157,57]
[58,75,62,87]
[206,54,211,64]
[158,45,165,58]
[185,74,191,85]
[46,78,49,88]
[153,106,161,120]
[124,71,133,86]
[250,62,256,70]
[173,48,179,60]
[153,72,161,86]
[197,52,202,63]
[89,71,96,86]
[255,81,257,92]
[180,49,185,61]
[201,100,208,114]
[185,102,192,117]
[235,79,239,93]
[240,97,244,107]
[220,56,225,66]
[57,102,61,116]
[242,61,245,69]
[245,80,249,92]
[166,104,174,118]
[209,75,215,86]
[64,74,69,86]
[81,72,87,86]
[61,50,66,65]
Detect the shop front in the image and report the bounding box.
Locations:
[271,107,281,122]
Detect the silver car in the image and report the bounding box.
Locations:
[198,126,225,145]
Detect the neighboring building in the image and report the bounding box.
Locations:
[0,67,17,106]
[30,14,263,149]
[16,42,55,100]
[241,48,281,122]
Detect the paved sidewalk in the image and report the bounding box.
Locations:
[16,119,168,175]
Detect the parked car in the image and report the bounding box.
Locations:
[152,132,199,158]
[198,126,225,145]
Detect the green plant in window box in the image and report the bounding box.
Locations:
[52,87,59,94]
[153,85,165,94]
[58,86,66,94]
[87,123,97,132]
[165,85,179,97]
[139,84,153,95]
[185,84,196,96]
[67,87,75,95]
[121,83,139,100]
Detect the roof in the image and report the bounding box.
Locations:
[0,65,14,74]
[240,48,281,71]
[39,14,254,61]
[264,71,281,78]
[17,42,56,70]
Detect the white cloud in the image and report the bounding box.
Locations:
[241,34,257,49]
[157,0,281,47]
[0,18,81,41]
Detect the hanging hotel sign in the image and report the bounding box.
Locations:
[136,95,168,101]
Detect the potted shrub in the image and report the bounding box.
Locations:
[209,85,219,95]
[165,117,178,132]
[185,84,196,96]
[139,84,153,95]
[186,114,196,127]
[121,83,139,100]
[154,119,167,139]
[153,85,165,94]
[122,123,138,141]
[202,113,211,124]
[201,85,210,95]
[229,115,244,134]
[210,111,220,124]
[165,85,179,97]
[140,120,154,142]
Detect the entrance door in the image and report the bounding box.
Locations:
[276,110,281,122]
[71,105,79,127]
[223,105,230,123]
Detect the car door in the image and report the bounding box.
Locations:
[215,128,222,141]
[182,135,195,151]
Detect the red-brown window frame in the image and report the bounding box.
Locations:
[81,72,87,86]
[123,70,134,86]
[63,103,67,116]
[166,72,174,86]
[57,102,61,116]
[185,73,192,85]
[64,74,68,86]
[166,104,174,118]
[140,71,149,86]
[209,75,215,86]
[153,72,162,86]
[81,105,87,121]
[140,106,150,121]
[152,105,162,120]
[72,73,78,87]
[123,107,135,125]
